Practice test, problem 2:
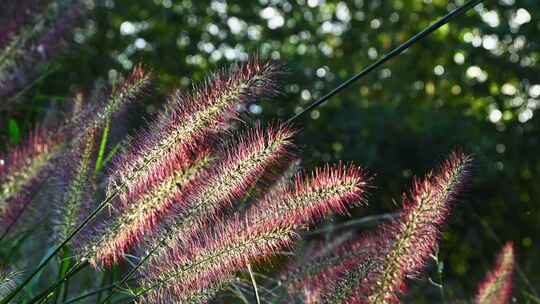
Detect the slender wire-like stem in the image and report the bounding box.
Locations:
[61,276,140,304]
[287,0,484,123]
[26,261,89,304]
[54,248,71,304]
[0,193,117,304]
[98,235,169,304]
[247,262,261,304]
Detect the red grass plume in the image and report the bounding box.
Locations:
[0,128,64,237]
[139,163,367,303]
[285,235,375,304]
[107,59,282,205]
[85,124,293,267]
[83,148,211,267]
[323,151,471,304]
[474,242,515,304]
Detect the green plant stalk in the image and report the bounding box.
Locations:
[98,235,168,304]
[101,143,121,168]
[54,248,71,304]
[60,260,72,303]
[0,193,116,304]
[94,119,111,175]
[62,278,138,304]
[26,261,88,304]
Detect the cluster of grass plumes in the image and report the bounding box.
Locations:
[0,57,525,304]
[5,0,537,302]
[1,0,533,301]
[0,62,150,239]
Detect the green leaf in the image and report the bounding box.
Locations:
[8,119,20,145]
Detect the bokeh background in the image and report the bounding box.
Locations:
[1,0,538,302]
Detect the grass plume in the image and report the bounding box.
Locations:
[474,242,515,304]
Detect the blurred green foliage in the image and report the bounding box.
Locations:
[1,0,539,301]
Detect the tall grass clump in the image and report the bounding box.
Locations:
[1,1,530,303]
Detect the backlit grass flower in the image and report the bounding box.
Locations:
[52,127,99,243]
[107,59,282,204]
[83,148,212,267]
[474,242,515,304]
[322,151,471,304]
[145,124,296,258]
[0,128,64,237]
[139,163,367,303]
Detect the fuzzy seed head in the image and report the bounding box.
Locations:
[285,236,376,304]
[107,59,282,204]
[248,163,367,228]
[84,149,212,267]
[53,126,99,243]
[140,162,367,303]
[0,128,63,235]
[69,64,152,140]
[143,224,295,303]
[475,242,515,304]
[146,125,295,259]
[345,151,471,304]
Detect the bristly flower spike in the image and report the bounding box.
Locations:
[149,124,295,250]
[86,124,293,268]
[107,59,282,204]
[140,163,367,303]
[69,64,152,139]
[83,148,212,267]
[474,242,515,304]
[285,235,376,304]
[344,151,471,304]
[53,126,99,244]
[0,128,64,237]
[249,164,367,226]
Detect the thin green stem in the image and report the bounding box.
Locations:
[101,143,122,168]
[246,262,261,304]
[94,119,111,175]
[60,270,71,303]
[54,248,70,304]
[98,236,168,304]
[61,276,140,304]
[0,193,116,304]
[26,261,88,304]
